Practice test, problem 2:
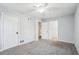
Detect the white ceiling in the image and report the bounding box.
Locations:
[0,3,78,19]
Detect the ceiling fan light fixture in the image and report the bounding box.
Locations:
[39,8,45,13]
[33,3,48,8]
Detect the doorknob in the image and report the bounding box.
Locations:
[16,32,18,34]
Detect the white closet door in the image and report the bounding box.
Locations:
[41,22,49,39]
[49,20,58,41]
[3,13,18,50]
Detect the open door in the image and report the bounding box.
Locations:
[49,20,58,41]
[41,22,49,40]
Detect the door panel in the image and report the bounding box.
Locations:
[41,22,49,39]
[3,14,18,50]
[49,20,58,41]
[41,20,58,41]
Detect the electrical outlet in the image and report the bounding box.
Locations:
[20,40,24,43]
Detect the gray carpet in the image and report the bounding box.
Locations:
[0,39,78,55]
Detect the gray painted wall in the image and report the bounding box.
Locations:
[74,5,79,53]
[58,15,74,43]
[0,8,37,51]
[42,15,74,43]
[0,12,1,50]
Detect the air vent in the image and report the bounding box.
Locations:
[20,40,24,43]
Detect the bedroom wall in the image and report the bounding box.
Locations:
[19,16,36,45]
[42,15,74,43]
[74,5,79,53]
[0,12,2,50]
[0,6,37,51]
[58,15,74,43]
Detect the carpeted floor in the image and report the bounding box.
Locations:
[0,39,78,55]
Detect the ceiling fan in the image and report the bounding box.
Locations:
[33,3,48,8]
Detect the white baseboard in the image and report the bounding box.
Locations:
[0,44,22,52]
[58,40,74,44]
[0,40,35,52]
[74,44,79,54]
[0,49,5,52]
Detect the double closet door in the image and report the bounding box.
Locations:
[41,20,58,41]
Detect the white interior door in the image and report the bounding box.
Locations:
[41,22,49,39]
[3,13,18,50]
[49,20,58,41]
[41,20,58,41]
